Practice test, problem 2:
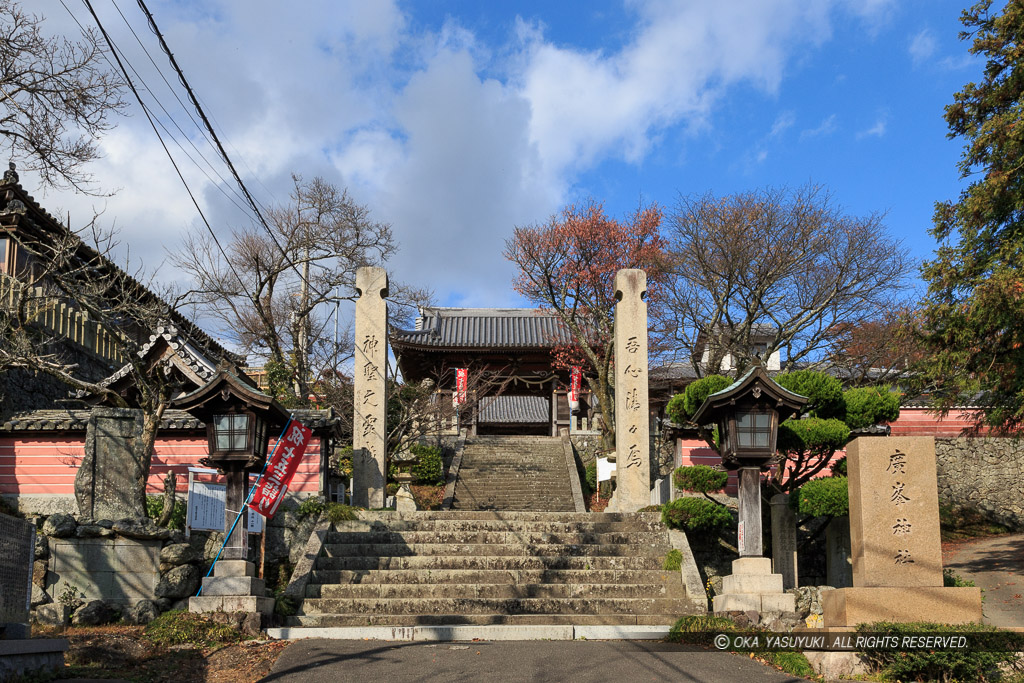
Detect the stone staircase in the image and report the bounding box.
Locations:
[285,511,702,628]
[451,436,575,512]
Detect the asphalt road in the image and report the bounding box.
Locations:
[261,639,806,683]
[943,532,1024,630]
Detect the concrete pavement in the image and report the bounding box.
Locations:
[261,639,806,682]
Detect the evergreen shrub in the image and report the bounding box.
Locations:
[661,497,732,536]
[792,476,849,517]
[775,370,845,419]
[673,465,728,493]
[843,385,900,430]
[410,444,444,485]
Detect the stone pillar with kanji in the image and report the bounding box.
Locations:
[607,269,650,512]
[353,266,389,508]
[823,437,983,626]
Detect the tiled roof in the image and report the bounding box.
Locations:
[477,395,550,424]
[2,407,341,432]
[391,307,573,349]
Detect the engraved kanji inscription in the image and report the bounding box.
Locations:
[892,518,912,535]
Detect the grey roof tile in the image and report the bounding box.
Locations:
[391,307,573,349]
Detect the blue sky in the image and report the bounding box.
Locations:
[34,0,983,328]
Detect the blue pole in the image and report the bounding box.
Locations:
[196,416,294,596]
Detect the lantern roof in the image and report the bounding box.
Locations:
[690,365,807,426]
[173,368,289,426]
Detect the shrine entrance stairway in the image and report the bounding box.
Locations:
[282,511,702,630]
[450,436,575,512]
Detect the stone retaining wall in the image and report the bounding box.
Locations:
[936,437,1024,530]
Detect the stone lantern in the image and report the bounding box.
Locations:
[174,369,288,561]
[690,365,806,557]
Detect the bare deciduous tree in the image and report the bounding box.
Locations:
[656,184,912,376]
[0,1,125,192]
[172,174,431,407]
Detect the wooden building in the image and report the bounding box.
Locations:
[391,307,601,436]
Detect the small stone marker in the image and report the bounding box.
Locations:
[76,408,148,519]
[769,494,797,590]
[825,516,852,588]
[823,437,982,626]
[353,266,389,509]
[607,269,650,512]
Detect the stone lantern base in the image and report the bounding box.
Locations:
[712,557,796,613]
[189,560,273,617]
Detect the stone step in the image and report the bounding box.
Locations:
[308,568,679,586]
[319,542,670,558]
[328,519,665,534]
[283,613,685,628]
[343,512,658,522]
[324,531,668,545]
[313,582,685,600]
[297,597,690,616]
[313,555,667,571]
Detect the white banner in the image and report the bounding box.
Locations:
[597,456,616,482]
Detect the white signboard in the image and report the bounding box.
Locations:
[187,475,264,533]
[597,456,616,482]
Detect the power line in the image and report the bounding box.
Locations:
[76,0,250,300]
[133,0,334,304]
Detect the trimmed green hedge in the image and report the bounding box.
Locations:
[777,417,850,453]
[792,476,849,517]
[855,622,1021,682]
[667,375,731,423]
[661,497,732,536]
[673,465,728,494]
[775,369,845,419]
[843,385,900,430]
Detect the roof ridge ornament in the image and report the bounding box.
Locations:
[3,162,18,184]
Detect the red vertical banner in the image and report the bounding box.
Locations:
[569,366,582,403]
[453,368,468,406]
[248,419,312,518]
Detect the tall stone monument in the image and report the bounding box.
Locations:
[770,494,798,590]
[76,407,148,519]
[607,269,650,512]
[823,436,983,626]
[353,266,389,509]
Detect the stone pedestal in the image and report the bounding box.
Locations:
[713,557,796,613]
[606,269,650,512]
[189,560,273,617]
[770,494,797,590]
[823,586,982,627]
[822,437,983,627]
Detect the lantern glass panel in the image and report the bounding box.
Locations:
[736,410,770,448]
[214,413,250,451]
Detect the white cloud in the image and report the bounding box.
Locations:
[800,114,838,140]
[29,0,880,319]
[909,28,937,65]
[857,113,888,139]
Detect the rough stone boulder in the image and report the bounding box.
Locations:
[30,584,51,608]
[72,600,121,626]
[75,524,116,538]
[42,513,76,538]
[159,543,199,567]
[155,564,200,599]
[112,517,172,541]
[35,534,48,559]
[33,604,68,626]
[123,599,160,625]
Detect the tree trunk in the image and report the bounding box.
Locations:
[156,470,177,527]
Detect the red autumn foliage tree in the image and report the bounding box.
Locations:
[503,200,665,448]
